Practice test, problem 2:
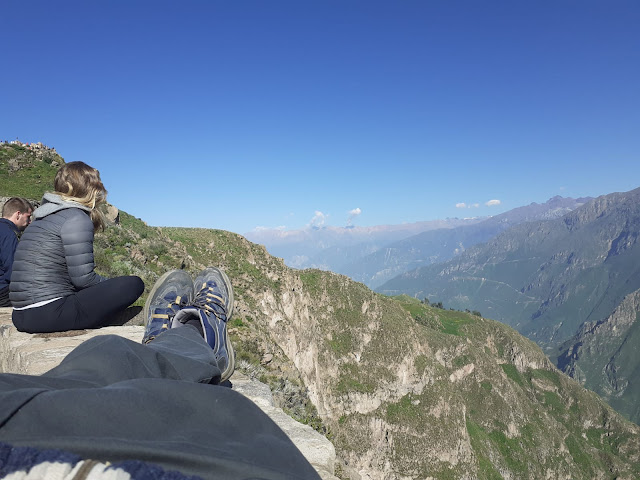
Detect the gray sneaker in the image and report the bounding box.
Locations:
[142,269,194,344]
[191,267,235,381]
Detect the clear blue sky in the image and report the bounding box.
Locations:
[2,1,639,234]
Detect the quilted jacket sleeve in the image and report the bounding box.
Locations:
[60,211,106,289]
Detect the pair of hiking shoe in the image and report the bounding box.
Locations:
[142,267,235,382]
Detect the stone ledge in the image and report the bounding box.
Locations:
[0,307,337,479]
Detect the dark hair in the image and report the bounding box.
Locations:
[54,161,108,231]
[2,197,33,218]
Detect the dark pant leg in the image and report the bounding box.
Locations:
[0,327,220,422]
[44,324,223,386]
[0,328,320,480]
[12,275,144,333]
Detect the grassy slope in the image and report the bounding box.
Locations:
[298,280,640,478]
[0,144,62,199]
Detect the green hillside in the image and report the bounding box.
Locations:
[0,143,63,199]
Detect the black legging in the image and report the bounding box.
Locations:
[12,276,144,333]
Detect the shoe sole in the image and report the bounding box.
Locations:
[214,268,235,382]
[144,269,193,327]
[194,267,235,382]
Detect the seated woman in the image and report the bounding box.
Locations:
[10,161,144,333]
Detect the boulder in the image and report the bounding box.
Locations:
[104,204,120,225]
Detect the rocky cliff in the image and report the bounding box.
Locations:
[557,288,640,424]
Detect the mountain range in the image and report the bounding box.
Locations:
[339,195,590,289]
[377,188,640,345]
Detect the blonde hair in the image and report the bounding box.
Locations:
[54,161,107,231]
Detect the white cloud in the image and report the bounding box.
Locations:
[252,225,286,232]
[486,199,501,207]
[309,210,327,227]
[456,203,467,208]
[347,207,362,225]
[471,203,480,208]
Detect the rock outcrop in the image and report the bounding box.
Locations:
[0,308,337,479]
[557,288,640,424]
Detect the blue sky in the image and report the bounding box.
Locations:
[2,1,639,234]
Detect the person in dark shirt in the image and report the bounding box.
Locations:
[0,197,32,307]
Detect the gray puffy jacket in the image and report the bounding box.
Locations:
[10,193,105,307]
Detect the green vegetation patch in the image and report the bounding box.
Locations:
[501,364,524,387]
[233,337,262,366]
[438,309,475,336]
[386,394,421,423]
[336,363,375,394]
[543,391,565,415]
[118,211,152,238]
[480,380,493,392]
[230,317,246,328]
[394,294,477,333]
[452,354,472,369]
[299,270,323,295]
[530,368,562,388]
[0,145,62,199]
[585,427,631,456]
[488,430,528,475]
[336,375,374,395]
[465,420,504,480]
[414,354,429,375]
[564,434,594,476]
[329,331,354,355]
